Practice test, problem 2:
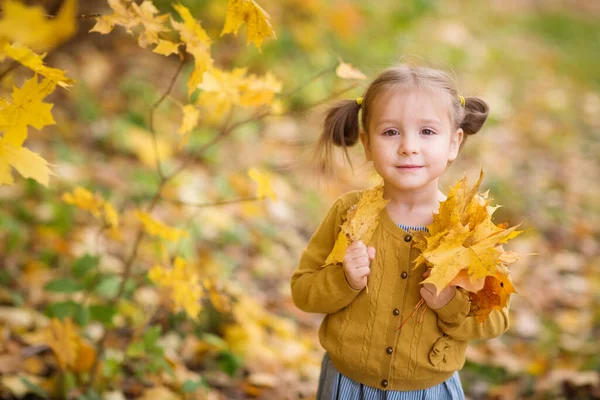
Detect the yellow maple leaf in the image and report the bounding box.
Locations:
[125,126,174,168]
[0,0,76,51]
[89,0,139,35]
[43,318,97,372]
[0,137,54,187]
[325,184,389,265]
[103,202,122,240]
[221,0,277,51]
[148,256,203,319]
[130,1,170,48]
[248,167,276,201]
[0,75,57,147]
[335,60,367,80]
[62,186,121,239]
[135,210,189,242]
[62,186,105,218]
[178,104,200,135]
[238,71,282,107]
[196,68,246,121]
[171,4,213,96]
[409,167,525,322]
[153,39,181,56]
[3,43,74,88]
[44,318,79,370]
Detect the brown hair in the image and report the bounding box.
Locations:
[314,64,489,174]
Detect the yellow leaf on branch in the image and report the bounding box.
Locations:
[3,42,74,88]
[90,0,170,49]
[148,257,203,319]
[62,187,121,239]
[221,0,277,51]
[238,71,282,107]
[196,68,281,123]
[125,126,174,167]
[0,137,54,186]
[0,75,56,147]
[171,4,214,96]
[196,68,250,121]
[0,0,76,51]
[62,187,105,218]
[130,1,170,48]
[90,0,138,35]
[153,39,181,56]
[135,210,189,242]
[178,104,200,136]
[248,167,276,201]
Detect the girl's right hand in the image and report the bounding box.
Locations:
[343,240,376,290]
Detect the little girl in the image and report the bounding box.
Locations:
[290,64,511,399]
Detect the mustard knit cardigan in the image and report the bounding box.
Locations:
[290,190,511,391]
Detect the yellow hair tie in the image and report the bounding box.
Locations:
[356,97,363,106]
[458,95,465,107]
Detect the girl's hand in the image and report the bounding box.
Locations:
[343,240,376,290]
[420,269,457,310]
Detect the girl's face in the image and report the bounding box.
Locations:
[360,88,463,194]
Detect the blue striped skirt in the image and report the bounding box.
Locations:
[316,352,466,400]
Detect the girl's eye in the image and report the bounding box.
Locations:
[383,129,398,136]
[422,129,436,136]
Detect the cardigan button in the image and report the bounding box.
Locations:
[393,308,400,315]
[404,234,412,242]
[386,346,393,354]
[401,271,408,279]
[381,380,388,388]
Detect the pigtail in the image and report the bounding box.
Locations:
[460,97,489,135]
[313,99,362,175]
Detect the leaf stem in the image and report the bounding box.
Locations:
[396,298,425,331]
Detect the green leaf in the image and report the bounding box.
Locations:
[72,254,100,279]
[73,304,89,327]
[20,377,49,399]
[143,325,162,350]
[46,301,78,320]
[218,350,242,377]
[182,378,207,392]
[0,270,11,285]
[94,275,121,298]
[89,304,117,325]
[201,332,228,350]
[126,341,144,358]
[77,389,102,400]
[45,278,83,293]
[46,301,88,326]
[11,292,24,307]
[63,371,77,395]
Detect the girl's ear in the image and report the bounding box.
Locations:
[448,128,464,161]
[360,130,372,161]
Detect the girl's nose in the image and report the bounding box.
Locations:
[398,133,419,154]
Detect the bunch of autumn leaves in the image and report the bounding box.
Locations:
[326,168,524,323]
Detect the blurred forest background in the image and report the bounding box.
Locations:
[0,0,599,399]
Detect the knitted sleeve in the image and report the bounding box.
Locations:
[290,197,362,314]
[432,287,511,341]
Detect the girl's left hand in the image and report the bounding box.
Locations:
[420,269,457,310]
